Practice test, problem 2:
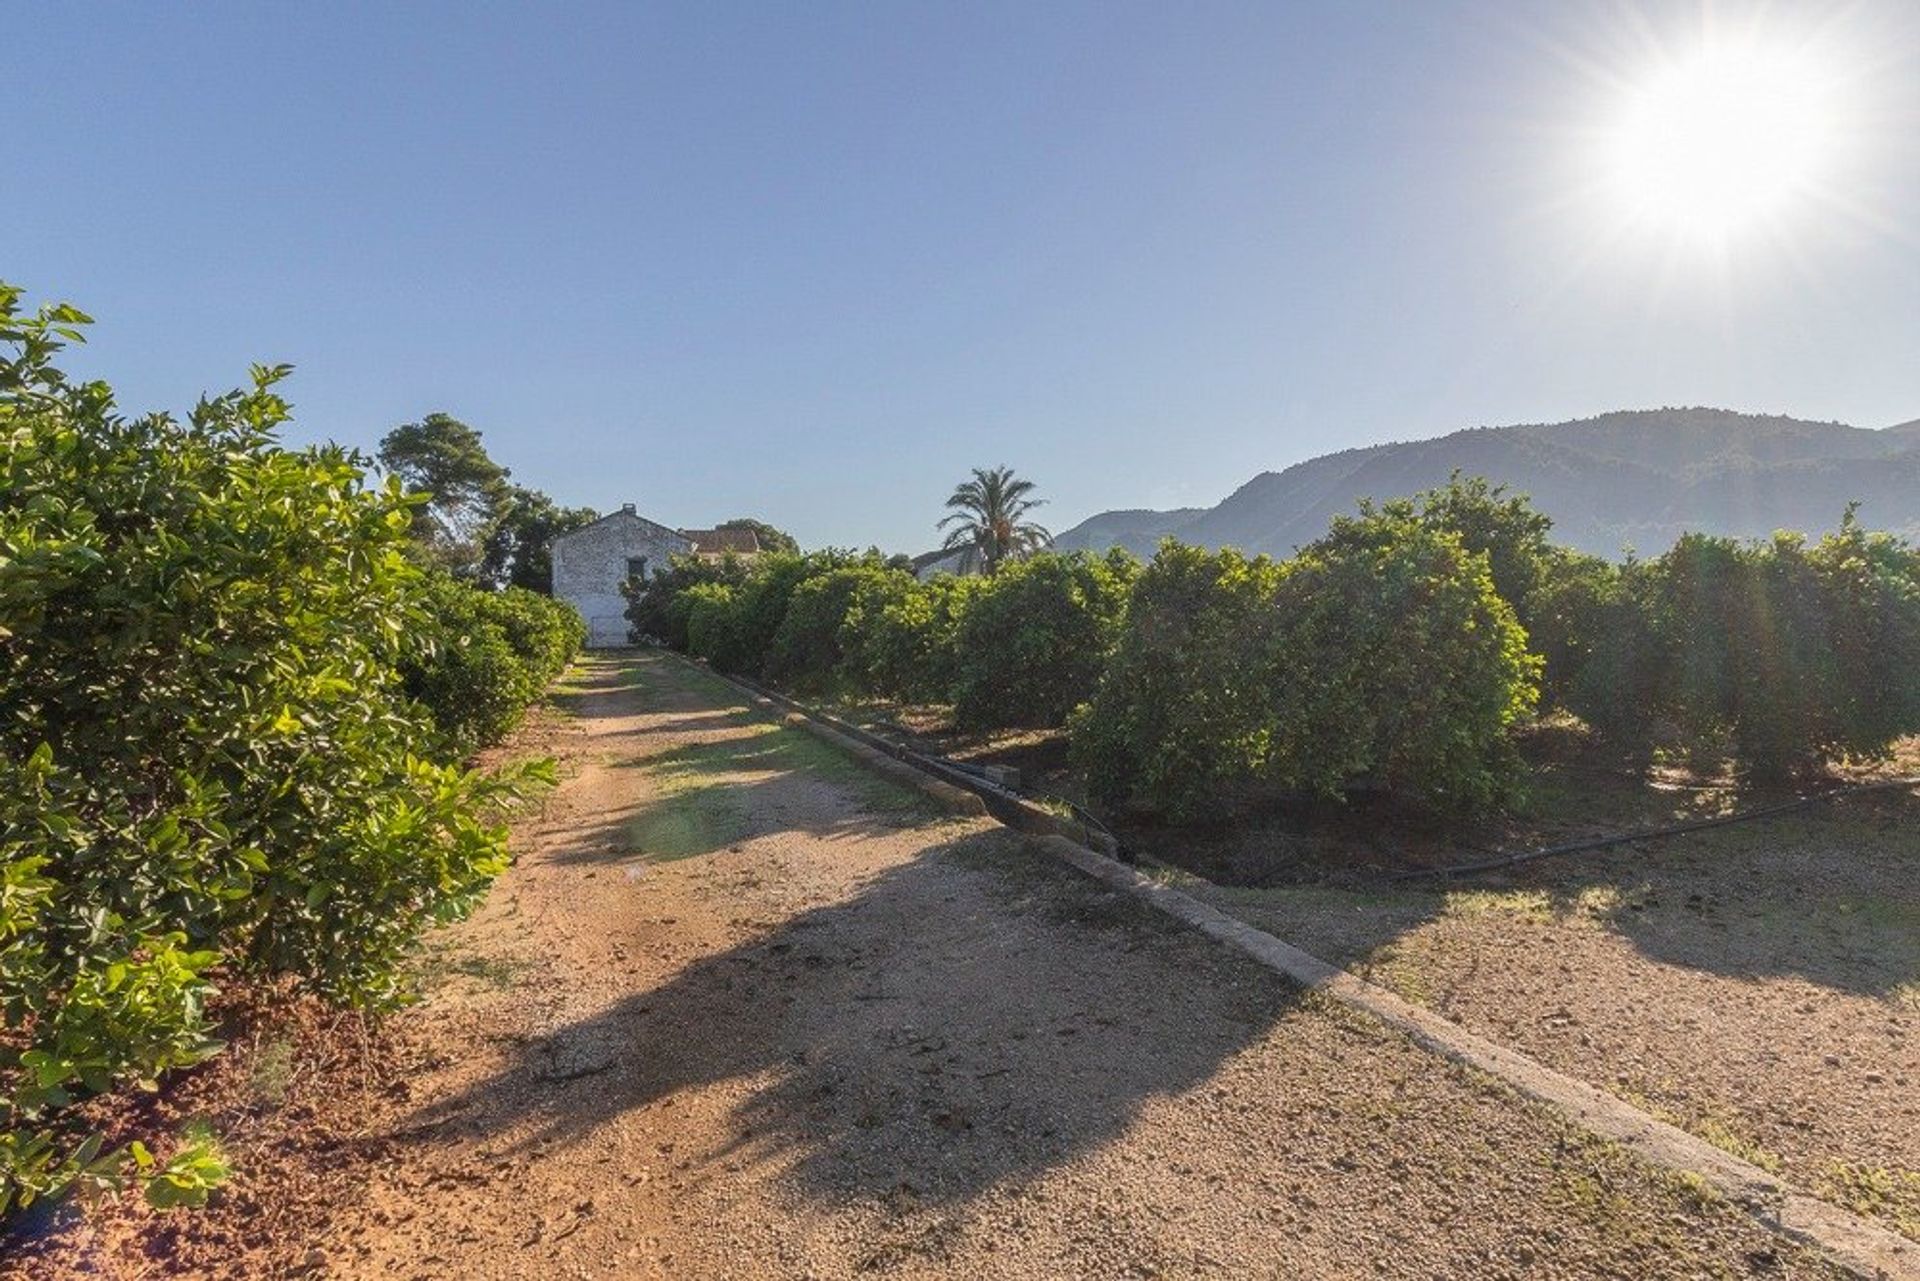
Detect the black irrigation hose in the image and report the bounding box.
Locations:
[1032,791,1120,843]
[915,753,1130,852]
[1389,774,1920,882]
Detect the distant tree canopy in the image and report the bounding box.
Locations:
[377,415,594,592]
[482,485,599,593]
[716,516,799,555]
[627,461,1920,806]
[377,413,512,579]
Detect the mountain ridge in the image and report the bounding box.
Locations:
[1054,408,1920,561]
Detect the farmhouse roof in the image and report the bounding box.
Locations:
[680,527,762,556]
[550,504,693,549]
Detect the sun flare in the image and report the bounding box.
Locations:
[1604,39,1842,245]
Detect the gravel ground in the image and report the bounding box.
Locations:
[15,651,1874,1278]
[1193,793,1920,1243]
[249,650,1850,1280]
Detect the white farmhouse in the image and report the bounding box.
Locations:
[550,505,760,647]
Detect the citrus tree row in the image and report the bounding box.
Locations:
[0,288,583,1218]
[631,478,1920,821]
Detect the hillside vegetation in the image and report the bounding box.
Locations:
[1056,408,1920,560]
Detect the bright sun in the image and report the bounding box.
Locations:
[1604,40,1841,244]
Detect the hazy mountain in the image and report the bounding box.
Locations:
[1055,409,1920,561]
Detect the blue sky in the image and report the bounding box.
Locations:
[10,2,1918,551]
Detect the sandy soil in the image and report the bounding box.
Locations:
[1195,794,1920,1241]
[11,650,1866,1279]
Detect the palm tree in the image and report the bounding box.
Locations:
[939,466,1051,574]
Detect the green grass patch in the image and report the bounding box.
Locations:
[1541,1130,1748,1262]
[620,705,939,863]
[1355,940,1434,1004]
[1609,1077,1784,1174]
[629,778,751,861]
[1816,1162,1920,1241]
[1441,886,1554,923]
[410,937,533,994]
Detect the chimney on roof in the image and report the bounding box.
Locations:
[621,503,636,514]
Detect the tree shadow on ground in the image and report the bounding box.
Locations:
[630,708,760,735]
[1089,709,1920,1002]
[398,828,1299,1211]
[546,728,939,868]
[1534,786,1920,998]
[1198,786,1919,1001]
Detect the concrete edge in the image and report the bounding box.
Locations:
[787,715,988,818]
[654,650,1915,1280]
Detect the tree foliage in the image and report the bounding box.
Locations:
[1558,518,1920,775]
[613,449,1917,808]
[951,550,1137,729]
[400,574,586,754]
[1265,508,1540,810]
[379,418,591,595]
[480,485,599,593]
[376,413,512,580]
[1075,515,1539,819]
[1411,472,1556,625]
[938,466,1052,574]
[845,574,983,703]
[1070,544,1285,819]
[0,286,560,1218]
[720,553,846,676]
[682,582,755,673]
[764,563,914,690]
[625,554,750,650]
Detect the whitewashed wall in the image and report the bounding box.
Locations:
[550,509,693,647]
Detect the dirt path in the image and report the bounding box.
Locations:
[316,652,1851,1280]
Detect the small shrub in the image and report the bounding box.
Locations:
[625,554,748,649]
[683,581,752,671]
[725,554,835,677]
[685,551,860,678]
[401,576,584,754]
